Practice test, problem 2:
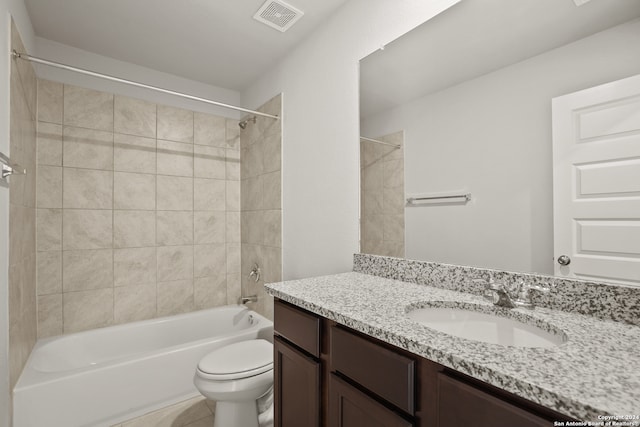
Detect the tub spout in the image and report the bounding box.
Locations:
[239,295,258,305]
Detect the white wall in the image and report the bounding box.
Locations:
[361,19,640,275]
[34,37,243,119]
[1,2,35,425]
[242,0,461,280]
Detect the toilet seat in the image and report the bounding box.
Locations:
[197,339,273,381]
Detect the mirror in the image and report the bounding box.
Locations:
[359,0,640,283]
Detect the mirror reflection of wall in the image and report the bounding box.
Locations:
[360,132,405,258]
[359,0,640,278]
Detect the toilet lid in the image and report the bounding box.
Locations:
[198,339,273,380]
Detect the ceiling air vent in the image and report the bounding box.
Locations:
[253,0,304,32]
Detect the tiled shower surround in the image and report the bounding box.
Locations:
[240,96,282,319]
[9,20,37,391]
[35,79,282,337]
[360,131,405,258]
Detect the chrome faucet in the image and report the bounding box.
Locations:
[249,263,261,282]
[474,275,551,309]
[239,295,258,305]
[512,281,551,308]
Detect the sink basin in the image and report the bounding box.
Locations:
[406,303,566,348]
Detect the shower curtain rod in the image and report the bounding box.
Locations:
[11,50,279,120]
[360,136,401,149]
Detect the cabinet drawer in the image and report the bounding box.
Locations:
[274,300,320,357]
[331,326,415,414]
[329,374,413,427]
[437,374,551,427]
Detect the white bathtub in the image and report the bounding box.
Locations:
[13,305,273,427]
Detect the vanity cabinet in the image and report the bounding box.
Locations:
[274,299,573,427]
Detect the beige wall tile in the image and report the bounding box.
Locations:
[63,85,113,131]
[263,133,281,174]
[63,249,113,292]
[114,133,156,174]
[226,273,241,305]
[226,211,240,243]
[114,247,157,286]
[37,122,63,166]
[362,215,384,243]
[157,279,194,316]
[263,210,281,247]
[262,247,282,283]
[194,112,225,147]
[383,159,404,189]
[157,140,193,177]
[114,96,156,138]
[63,288,114,333]
[157,105,193,143]
[157,246,193,282]
[226,243,240,275]
[241,211,263,245]
[63,209,113,249]
[37,208,62,251]
[226,180,240,211]
[194,212,225,244]
[241,142,263,179]
[63,168,113,209]
[157,175,193,211]
[361,239,384,256]
[383,214,405,243]
[36,165,62,208]
[262,246,282,284]
[225,119,240,150]
[114,172,156,210]
[262,171,281,210]
[194,178,225,211]
[37,79,63,124]
[383,187,404,214]
[114,284,156,324]
[63,126,114,170]
[194,244,225,278]
[194,145,226,179]
[194,276,226,310]
[363,161,383,190]
[114,210,156,248]
[157,211,193,246]
[37,251,62,295]
[225,149,240,180]
[363,190,383,215]
[37,294,62,338]
[241,176,263,211]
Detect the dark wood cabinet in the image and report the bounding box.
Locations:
[329,374,413,427]
[274,336,321,427]
[273,299,573,427]
[437,373,550,427]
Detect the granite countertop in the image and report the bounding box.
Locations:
[265,272,640,422]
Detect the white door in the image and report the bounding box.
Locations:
[552,74,640,286]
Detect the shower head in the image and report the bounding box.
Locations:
[239,116,257,129]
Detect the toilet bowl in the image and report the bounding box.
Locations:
[194,339,273,427]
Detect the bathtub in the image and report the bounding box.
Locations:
[13,305,273,427]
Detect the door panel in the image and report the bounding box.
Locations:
[552,74,640,285]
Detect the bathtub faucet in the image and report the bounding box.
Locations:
[239,295,258,305]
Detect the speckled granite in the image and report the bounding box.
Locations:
[265,272,640,421]
[354,253,640,326]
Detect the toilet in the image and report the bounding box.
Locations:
[194,339,274,427]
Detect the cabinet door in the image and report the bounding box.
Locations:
[437,374,551,427]
[274,336,320,427]
[329,374,413,427]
